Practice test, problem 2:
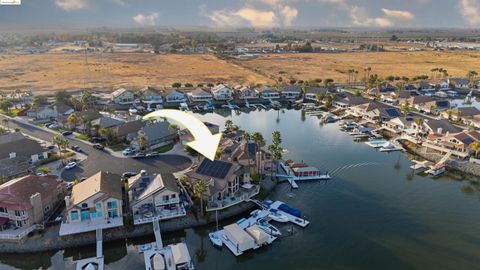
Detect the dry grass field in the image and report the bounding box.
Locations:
[234,51,480,83]
[0,53,271,93]
[0,50,479,94]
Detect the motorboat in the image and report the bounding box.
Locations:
[208,232,223,248]
[257,219,282,236]
[268,209,289,223]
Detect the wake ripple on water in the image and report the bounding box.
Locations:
[329,162,381,177]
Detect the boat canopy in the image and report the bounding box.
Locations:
[171,243,191,265]
[152,253,166,270]
[278,203,302,217]
[246,225,269,245]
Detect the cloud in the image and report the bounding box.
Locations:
[279,5,298,26]
[235,8,277,27]
[132,12,159,26]
[382,8,415,22]
[55,0,89,11]
[458,0,480,26]
[111,0,128,6]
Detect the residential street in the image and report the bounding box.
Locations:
[0,115,192,181]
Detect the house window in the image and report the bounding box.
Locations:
[71,211,79,220]
[14,210,22,216]
[96,203,101,210]
[163,195,169,201]
[81,203,88,209]
[97,211,103,218]
[91,213,96,219]
[108,210,118,218]
[171,194,176,199]
[0,207,6,213]
[16,221,22,227]
[107,201,117,209]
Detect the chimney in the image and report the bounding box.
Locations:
[9,152,16,159]
[64,196,70,208]
[437,128,443,134]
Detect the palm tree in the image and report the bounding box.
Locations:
[445,109,454,120]
[469,141,480,158]
[67,113,79,131]
[193,180,208,217]
[137,132,149,151]
[252,132,265,148]
[243,131,252,171]
[467,70,478,88]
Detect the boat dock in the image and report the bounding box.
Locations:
[410,160,433,173]
[278,161,331,188]
[265,201,310,228]
[75,228,104,270]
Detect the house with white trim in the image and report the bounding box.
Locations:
[187,88,213,102]
[165,89,187,103]
[111,88,135,105]
[255,86,280,100]
[211,84,233,101]
[236,86,258,99]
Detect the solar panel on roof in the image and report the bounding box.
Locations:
[196,159,233,179]
[386,108,401,117]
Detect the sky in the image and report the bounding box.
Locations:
[0,0,480,29]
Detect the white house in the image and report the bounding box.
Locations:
[166,89,187,103]
[211,84,233,101]
[304,87,328,102]
[187,88,213,102]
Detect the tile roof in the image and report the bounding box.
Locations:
[0,132,45,160]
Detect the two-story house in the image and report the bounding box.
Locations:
[0,175,65,240]
[236,86,258,100]
[60,171,123,236]
[129,120,177,151]
[255,86,280,100]
[211,84,233,101]
[165,89,187,103]
[280,84,302,99]
[128,172,185,224]
[139,86,163,105]
[111,88,135,105]
[187,88,213,103]
[304,87,328,102]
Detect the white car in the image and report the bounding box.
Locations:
[65,162,77,170]
[122,148,135,156]
[48,124,60,129]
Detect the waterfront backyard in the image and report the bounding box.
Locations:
[1,109,479,270]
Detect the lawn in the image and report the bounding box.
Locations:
[110,144,128,152]
[153,143,174,153]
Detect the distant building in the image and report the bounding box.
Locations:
[165,89,187,103]
[187,88,213,102]
[0,133,48,180]
[211,84,233,101]
[255,86,280,100]
[139,86,163,104]
[448,78,470,89]
[129,121,177,150]
[111,88,135,105]
[304,87,328,102]
[236,86,258,100]
[280,84,302,99]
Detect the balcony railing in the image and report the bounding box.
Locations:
[0,224,43,241]
[206,185,260,212]
[0,211,28,221]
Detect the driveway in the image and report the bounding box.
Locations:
[0,115,192,181]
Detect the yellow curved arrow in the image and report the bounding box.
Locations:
[143,109,222,161]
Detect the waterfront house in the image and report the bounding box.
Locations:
[423,119,462,136]
[188,88,213,103]
[417,81,435,92]
[280,84,302,99]
[236,86,258,100]
[185,159,259,211]
[211,84,233,101]
[0,133,48,180]
[426,130,480,155]
[60,171,123,236]
[255,86,280,100]
[304,87,328,102]
[220,142,272,175]
[442,107,480,122]
[129,121,176,151]
[139,86,163,105]
[368,107,402,122]
[385,117,419,135]
[165,89,187,103]
[128,172,186,225]
[448,78,470,89]
[111,88,135,105]
[429,80,450,90]
[347,101,386,120]
[0,175,65,240]
[404,84,418,92]
[333,92,368,108]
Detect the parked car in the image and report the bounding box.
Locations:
[122,172,137,178]
[48,124,60,129]
[62,131,73,136]
[47,145,56,150]
[64,162,77,170]
[122,148,135,156]
[72,145,82,152]
[93,144,104,150]
[146,152,160,158]
[89,137,106,143]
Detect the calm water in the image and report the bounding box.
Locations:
[1,109,480,270]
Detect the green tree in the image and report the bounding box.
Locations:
[0,100,13,113]
[193,180,208,217]
[470,141,480,158]
[1,118,9,130]
[67,113,79,131]
[172,82,182,88]
[99,128,117,146]
[224,120,234,131]
[137,132,149,151]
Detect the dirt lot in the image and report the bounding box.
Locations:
[0,53,271,93]
[1,50,479,94]
[234,50,480,83]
